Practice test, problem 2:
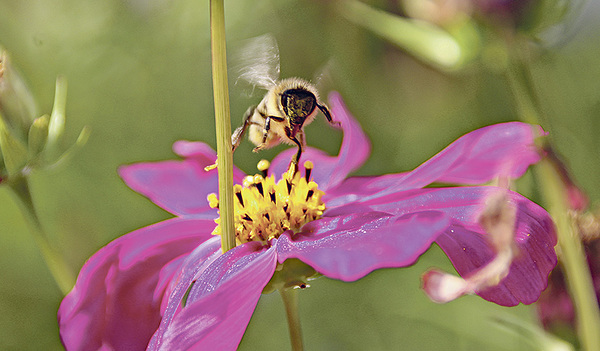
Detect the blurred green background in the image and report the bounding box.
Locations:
[1,0,599,349]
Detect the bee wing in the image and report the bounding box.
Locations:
[311,59,336,98]
[234,34,280,90]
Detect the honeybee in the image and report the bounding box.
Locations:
[231,34,339,170]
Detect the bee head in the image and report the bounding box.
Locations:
[281,88,317,126]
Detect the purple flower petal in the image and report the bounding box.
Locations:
[324,174,402,208]
[150,235,223,339]
[172,140,219,160]
[435,201,557,306]
[333,185,556,305]
[269,92,371,190]
[326,122,542,206]
[119,141,245,217]
[424,122,543,185]
[58,218,215,351]
[396,122,543,189]
[150,242,277,350]
[276,211,450,281]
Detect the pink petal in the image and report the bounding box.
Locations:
[397,122,543,190]
[159,235,225,317]
[154,254,191,315]
[276,211,450,281]
[326,122,543,206]
[58,218,215,351]
[268,92,371,190]
[119,142,245,217]
[325,174,401,208]
[427,122,543,184]
[435,202,557,306]
[149,242,277,350]
[333,186,557,305]
[172,140,219,160]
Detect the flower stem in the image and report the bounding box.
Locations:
[536,160,600,351]
[339,0,462,69]
[8,176,75,294]
[505,41,600,351]
[209,0,235,253]
[280,288,304,351]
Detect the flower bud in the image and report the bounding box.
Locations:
[28,114,50,158]
[340,0,470,70]
[0,116,28,177]
[0,50,39,141]
[544,145,588,212]
[0,50,89,183]
[472,0,571,34]
[402,0,473,27]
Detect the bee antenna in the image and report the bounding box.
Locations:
[317,103,334,123]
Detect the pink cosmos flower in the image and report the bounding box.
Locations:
[58,92,556,350]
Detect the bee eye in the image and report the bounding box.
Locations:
[282,89,316,122]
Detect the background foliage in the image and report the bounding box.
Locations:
[1,0,599,349]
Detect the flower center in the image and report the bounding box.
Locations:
[208,160,325,245]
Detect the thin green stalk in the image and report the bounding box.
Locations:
[505,42,600,351]
[339,0,463,69]
[8,176,74,294]
[505,57,540,126]
[280,288,304,351]
[210,0,235,253]
[536,161,600,351]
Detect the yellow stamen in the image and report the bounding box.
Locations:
[304,160,314,181]
[207,193,219,209]
[257,159,270,172]
[243,175,254,188]
[204,162,218,172]
[209,161,326,245]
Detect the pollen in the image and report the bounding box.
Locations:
[208,160,325,245]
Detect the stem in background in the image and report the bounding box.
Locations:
[505,42,600,351]
[209,0,235,253]
[536,161,600,351]
[8,176,74,294]
[339,0,462,69]
[280,288,304,351]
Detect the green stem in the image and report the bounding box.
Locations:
[536,161,600,351]
[8,176,74,294]
[280,288,304,351]
[505,40,600,351]
[505,42,545,126]
[209,0,235,253]
[339,0,463,69]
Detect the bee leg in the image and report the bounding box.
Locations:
[206,106,256,172]
[317,103,341,127]
[232,105,256,153]
[252,115,272,153]
[291,137,303,175]
[252,115,283,152]
[297,130,307,151]
[285,130,304,175]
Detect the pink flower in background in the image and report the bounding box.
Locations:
[538,237,600,331]
[58,92,556,350]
